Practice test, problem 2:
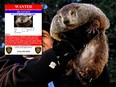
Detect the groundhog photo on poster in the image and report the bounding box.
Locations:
[14,15,33,27]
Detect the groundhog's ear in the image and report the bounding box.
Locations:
[75,5,80,9]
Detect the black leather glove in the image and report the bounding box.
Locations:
[53,40,77,66]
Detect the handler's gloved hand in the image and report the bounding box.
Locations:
[53,40,77,66]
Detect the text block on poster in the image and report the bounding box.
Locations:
[5,4,42,55]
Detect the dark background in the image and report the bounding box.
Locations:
[0,0,116,86]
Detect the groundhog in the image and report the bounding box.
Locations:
[15,16,32,27]
[50,3,110,85]
[50,3,109,41]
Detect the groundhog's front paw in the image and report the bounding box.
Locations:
[87,20,100,34]
[87,28,96,34]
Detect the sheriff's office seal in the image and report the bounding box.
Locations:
[6,46,12,54]
[35,47,41,54]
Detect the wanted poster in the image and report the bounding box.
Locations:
[5,4,42,55]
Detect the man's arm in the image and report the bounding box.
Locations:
[0,49,62,87]
[0,40,76,87]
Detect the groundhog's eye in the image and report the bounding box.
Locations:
[58,15,62,18]
[70,11,74,15]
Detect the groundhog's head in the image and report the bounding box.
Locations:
[50,3,110,41]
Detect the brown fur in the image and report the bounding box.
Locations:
[50,3,110,82]
[73,31,109,79]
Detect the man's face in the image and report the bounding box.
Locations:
[42,30,53,52]
[23,30,53,59]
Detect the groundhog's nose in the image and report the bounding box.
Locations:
[63,19,69,24]
[21,20,23,23]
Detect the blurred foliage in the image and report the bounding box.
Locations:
[0,0,116,85]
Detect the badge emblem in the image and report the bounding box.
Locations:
[35,47,41,54]
[6,46,12,54]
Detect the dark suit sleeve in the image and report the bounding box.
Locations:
[0,49,63,87]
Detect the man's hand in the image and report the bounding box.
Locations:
[53,40,77,65]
